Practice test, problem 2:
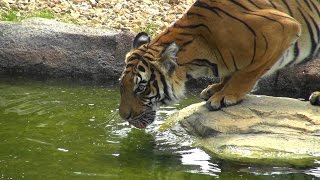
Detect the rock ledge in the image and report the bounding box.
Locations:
[162,95,320,166]
[0,18,134,84]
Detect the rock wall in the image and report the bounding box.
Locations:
[253,58,320,99]
[0,18,134,84]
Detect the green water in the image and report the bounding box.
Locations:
[0,76,319,180]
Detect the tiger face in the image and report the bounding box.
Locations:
[119,32,180,128]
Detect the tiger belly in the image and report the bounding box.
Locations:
[266,42,310,76]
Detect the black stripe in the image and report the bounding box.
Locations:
[153,80,160,99]
[140,58,149,67]
[309,14,320,43]
[127,54,139,62]
[297,8,316,58]
[171,86,178,99]
[268,0,277,9]
[178,32,194,36]
[144,51,156,57]
[150,73,155,81]
[140,80,147,84]
[188,59,219,77]
[281,0,293,16]
[162,29,171,36]
[148,46,160,53]
[248,0,262,9]
[229,0,252,11]
[136,73,142,84]
[216,48,229,70]
[173,23,212,33]
[310,1,320,17]
[251,36,257,64]
[145,86,151,96]
[305,0,314,12]
[247,12,285,31]
[135,48,147,54]
[125,64,134,69]
[193,1,221,17]
[160,100,167,106]
[262,33,269,56]
[159,42,173,47]
[159,72,171,101]
[181,39,193,48]
[278,52,286,66]
[187,12,205,18]
[174,37,185,42]
[142,55,155,62]
[287,43,300,66]
[213,6,257,64]
[130,53,143,61]
[230,52,239,71]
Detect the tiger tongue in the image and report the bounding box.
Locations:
[129,121,147,129]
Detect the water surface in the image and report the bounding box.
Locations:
[0,76,319,179]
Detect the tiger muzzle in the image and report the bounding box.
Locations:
[127,111,156,129]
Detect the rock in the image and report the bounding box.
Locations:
[253,58,320,99]
[0,18,134,84]
[0,0,10,9]
[161,95,320,166]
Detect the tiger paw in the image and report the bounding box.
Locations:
[205,93,243,111]
[309,91,320,106]
[200,84,223,101]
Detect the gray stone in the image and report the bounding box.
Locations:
[161,95,320,166]
[0,18,134,84]
[253,58,320,99]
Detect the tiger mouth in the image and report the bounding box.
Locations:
[128,111,156,129]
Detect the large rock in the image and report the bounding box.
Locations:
[0,18,134,84]
[253,58,320,99]
[161,95,320,166]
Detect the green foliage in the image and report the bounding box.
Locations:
[0,9,54,22]
[135,23,160,37]
[1,10,18,21]
[27,10,55,19]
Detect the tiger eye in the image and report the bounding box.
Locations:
[138,65,145,72]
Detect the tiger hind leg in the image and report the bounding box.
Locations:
[200,77,230,100]
[205,10,301,111]
[309,91,320,106]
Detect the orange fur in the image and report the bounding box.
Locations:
[119,0,320,128]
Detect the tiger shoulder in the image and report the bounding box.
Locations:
[119,0,320,128]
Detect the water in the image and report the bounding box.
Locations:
[0,76,319,179]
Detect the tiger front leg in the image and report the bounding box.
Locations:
[200,77,230,100]
[205,70,262,111]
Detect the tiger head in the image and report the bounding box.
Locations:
[119,32,182,128]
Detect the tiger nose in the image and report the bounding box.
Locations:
[119,109,132,120]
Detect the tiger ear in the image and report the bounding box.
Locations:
[132,32,151,49]
[161,42,179,76]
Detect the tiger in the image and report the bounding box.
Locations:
[119,0,320,128]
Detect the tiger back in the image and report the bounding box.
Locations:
[119,0,320,128]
